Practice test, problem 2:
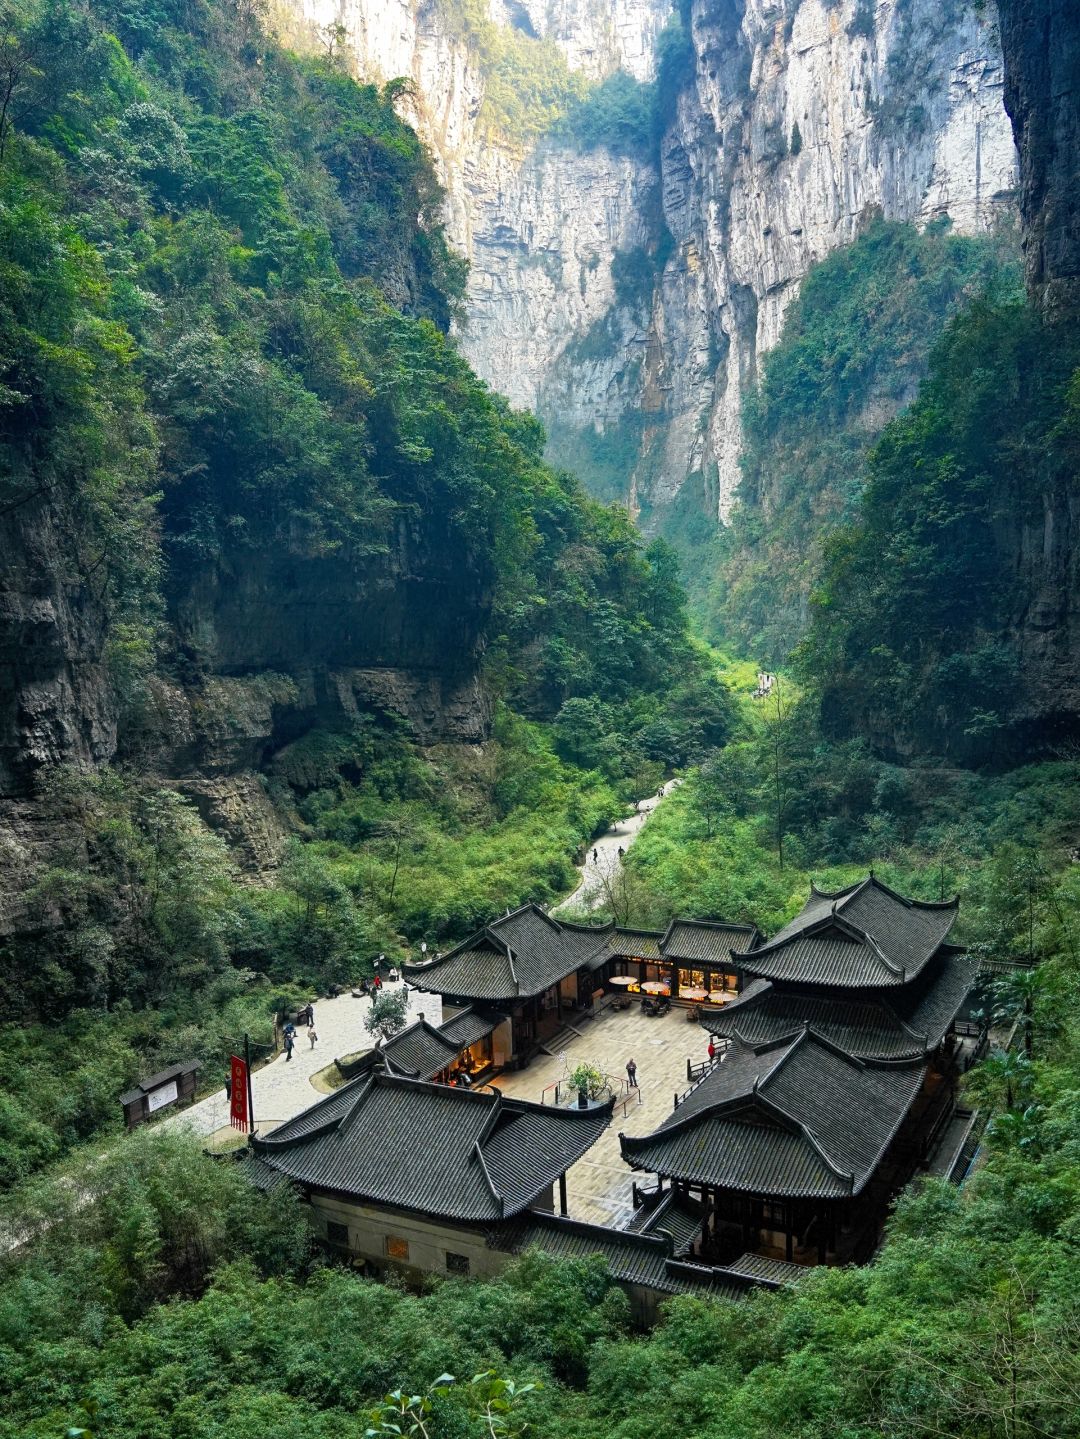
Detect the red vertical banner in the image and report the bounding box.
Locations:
[230,1055,248,1131]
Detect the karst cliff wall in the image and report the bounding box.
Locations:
[0,479,494,938]
[998,0,1080,316]
[995,0,1080,750]
[289,0,1017,522]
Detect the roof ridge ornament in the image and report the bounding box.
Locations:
[472,1138,504,1216]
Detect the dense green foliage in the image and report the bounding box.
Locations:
[800,296,1080,761]
[435,1,692,160]
[588,658,1080,948]
[434,0,587,146]
[0,0,728,1183]
[6,6,1080,1439]
[0,0,465,693]
[4,828,1080,1438]
[556,70,657,156]
[673,219,1018,661]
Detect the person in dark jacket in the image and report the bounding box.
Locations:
[626,1058,638,1088]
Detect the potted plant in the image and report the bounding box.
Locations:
[568,1062,610,1108]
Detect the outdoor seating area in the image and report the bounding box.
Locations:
[608,970,738,1007]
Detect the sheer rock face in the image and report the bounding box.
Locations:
[998,0,1080,316]
[669,0,1017,519]
[0,499,114,801]
[0,486,492,923]
[996,0,1080,748]
[298,0,1016,522]
[166,509,493,733]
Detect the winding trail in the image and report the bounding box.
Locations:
[156,782,680,1138]
[553,779,682,915]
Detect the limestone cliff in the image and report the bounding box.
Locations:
[662,0,1017,520]
[998,0,1080,316]
[291,0,1016,523]
[996,0,1080,751]
[0,480,493,936]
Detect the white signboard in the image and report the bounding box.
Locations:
[146,1080,178,1113]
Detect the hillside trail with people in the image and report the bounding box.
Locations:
[553,780,682,915]
[160,782,680,1139]
[160,980,443,1141]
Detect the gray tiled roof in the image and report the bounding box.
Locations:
[744,877,957,988]
[620,1032,925,1198]
[703,951,978,1059]
[502,1214,747,1300]
[898,949,980,1043]
[236,1152,292,1194]
[660,919,762,966]
[119,1059,200,1106]
[381,1019,461,1080]
[608,928,666,961]
[439,1007,504,1049]
[723,1252,807,1285]
[251,1071,611,1221]
[639,1191,706,1256]
[402,905,609,1001]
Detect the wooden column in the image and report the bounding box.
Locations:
[785,1201,794,1262]
[559,1172,568,1216]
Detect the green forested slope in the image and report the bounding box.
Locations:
[3,3,1080,1437]
[671,219,1017,661]
[0,0,729,1179]
[3,866,1080,1439]
[801,296,1080,763]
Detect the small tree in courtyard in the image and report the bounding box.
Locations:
[365,990,410,1043]
[568,1062,611,1103]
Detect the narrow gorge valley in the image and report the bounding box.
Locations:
[1,1,1080,1436]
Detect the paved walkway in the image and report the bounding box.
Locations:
[164,780,683,1169]
[164,984,704,1228]
[553,779,681,914]
[162,979,443,1140]
[492,1001,708,1227]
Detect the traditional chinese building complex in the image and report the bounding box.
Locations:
[244,877,980,1317]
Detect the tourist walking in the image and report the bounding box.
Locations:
[707,1038,716,1062]
[308,1025,318,1050]
[284,1030,295,1063]
[592,848,598,863]
[626,1058,638,1089]
[617,846,625,859]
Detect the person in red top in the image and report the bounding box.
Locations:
[707,1038,716,1062]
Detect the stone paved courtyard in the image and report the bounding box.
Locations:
[164,970,709,1231]
[491,1003,711,1227]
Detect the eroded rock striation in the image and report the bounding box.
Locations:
[299,0,1016,522]
[998,0,1080,315]
[996,0,1080,750]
